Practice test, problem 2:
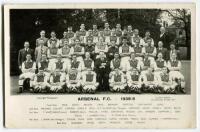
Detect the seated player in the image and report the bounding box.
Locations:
[18,54,36,93]
[47,39,59,64]
[91,24,99,43]
[32,69,50,93]
[70,39,85,64]
[95,37,108,58]
[85,39,95,60]
[109,69,126,92]
[49,69,65,93]
[47,31,59,48]
[66,69,81,93]
[110,53,122,77]
[158,67,178,94]
[82,52,94,73]
[103,22,111,44]
[141,53,155,75]
[126,70,142,93]
[69,55,82,72]
[37,54,51,79]
[81,70,99,93]
[167,53,185,93]
[51,54,67,76]
[119,37,133,72]
[127,53,142,72]
[142,38,157,61]
[58,40,71,65]
[154,52,167,76]
[141,67,160,93]
[133,38,143,62]
[107,40,119,61]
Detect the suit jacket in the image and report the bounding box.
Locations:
[158,33,171,49]
[94,58,110,74]
[35,46,48,63]
[157,47,168,60]
[18,48,34,66]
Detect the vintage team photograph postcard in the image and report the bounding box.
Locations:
[3,3,196,128]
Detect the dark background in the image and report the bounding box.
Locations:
[9,9,191,75]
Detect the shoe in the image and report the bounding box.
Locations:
[18,87,23,93]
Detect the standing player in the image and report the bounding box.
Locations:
[66,26,75,45]
[70,39,85,64]
[76,24,87,44]
[58,40,71,65]
[36,30,48,47]
[103,23,111,44]
[115,24,122,45]
[143,30,154,46]
[119,37,133,72]
[92,24,99,44]
[132,29,145,46]
[35,39,48,63]
[59,31,69,48]
[47,40,59,64]
[47,31,59,48]
[18,54,36,93]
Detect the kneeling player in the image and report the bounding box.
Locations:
[109,69,126,92]
[66,69,81,93]
[126,70,142,94]
[49,70,65,93]
[142,67,160,93]
[32,69,50,93]
[18,54,36,93]
[81,71,99,93]
[158,67,178,94]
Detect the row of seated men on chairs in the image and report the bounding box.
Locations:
[18,45,185,94]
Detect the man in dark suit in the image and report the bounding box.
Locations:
[95,52,110,91]
[157,41,168,60]
[18,41,34,70]
[158,27,171,49]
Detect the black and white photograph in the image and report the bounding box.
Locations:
[9,8,192,95]
[3,3,196,129]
